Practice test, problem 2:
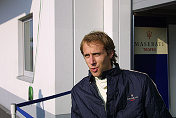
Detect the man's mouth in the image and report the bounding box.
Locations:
[91,67,98,73]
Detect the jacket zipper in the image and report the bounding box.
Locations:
[90,82,107,117]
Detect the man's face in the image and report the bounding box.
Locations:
[82,42,113,77]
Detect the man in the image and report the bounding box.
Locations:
[71,31,172,118]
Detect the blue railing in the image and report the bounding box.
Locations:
[11,90,71,118]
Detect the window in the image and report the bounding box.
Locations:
[24,18,33,75]
[17,14,34,83]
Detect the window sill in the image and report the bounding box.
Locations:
[17,75,34,83]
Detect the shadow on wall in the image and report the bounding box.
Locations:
[0,87,57,117]
[36,89,45,118]
[0,0,32,25]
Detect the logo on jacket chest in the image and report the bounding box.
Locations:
[127,94,139,101]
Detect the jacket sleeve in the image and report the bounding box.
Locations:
[144,75,172,118]
[71,89,81,118]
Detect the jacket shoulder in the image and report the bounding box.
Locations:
[71,76,89,93]
[121,69,150,83]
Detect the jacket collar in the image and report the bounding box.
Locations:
[88,63,121,83]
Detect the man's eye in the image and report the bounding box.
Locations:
[94,53,101,56]
[84,54,89,58]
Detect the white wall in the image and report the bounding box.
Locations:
[168,25,176,117]
[118,0,131,69]
[55,0,131,115]
[32,0,56,115]
[55,0,104,115]
[104,0,131,69]
[133,0,175,10]
[0,0,132,117]
[55,0,73,115]
[55,1,131,115]
[74,0,104,84]
[0,0,56,117]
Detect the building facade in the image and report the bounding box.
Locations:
[0,0,175,117]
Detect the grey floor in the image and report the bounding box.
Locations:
[0,104,175,118]
[0,104,10,118]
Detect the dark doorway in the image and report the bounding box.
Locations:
[132,1,176,114]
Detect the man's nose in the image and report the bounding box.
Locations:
[89,55,96,65]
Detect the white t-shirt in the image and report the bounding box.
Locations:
[95,77,107,103]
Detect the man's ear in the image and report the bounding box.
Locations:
[109,50,114,59]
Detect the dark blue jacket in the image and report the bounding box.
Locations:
[71,64,172,118]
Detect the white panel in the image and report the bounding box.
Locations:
[55,0,73,115]
[74,0,104,84]
[112,0,120,63]
[168,25,176,117]
[119,0,131,69]
[103,0,131,69]
[0,0,31,109]
[0,0,56,116]
[104,0,119,63]
[133,0,175,10]
[32,0,56,115]
[104,0,113,38]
